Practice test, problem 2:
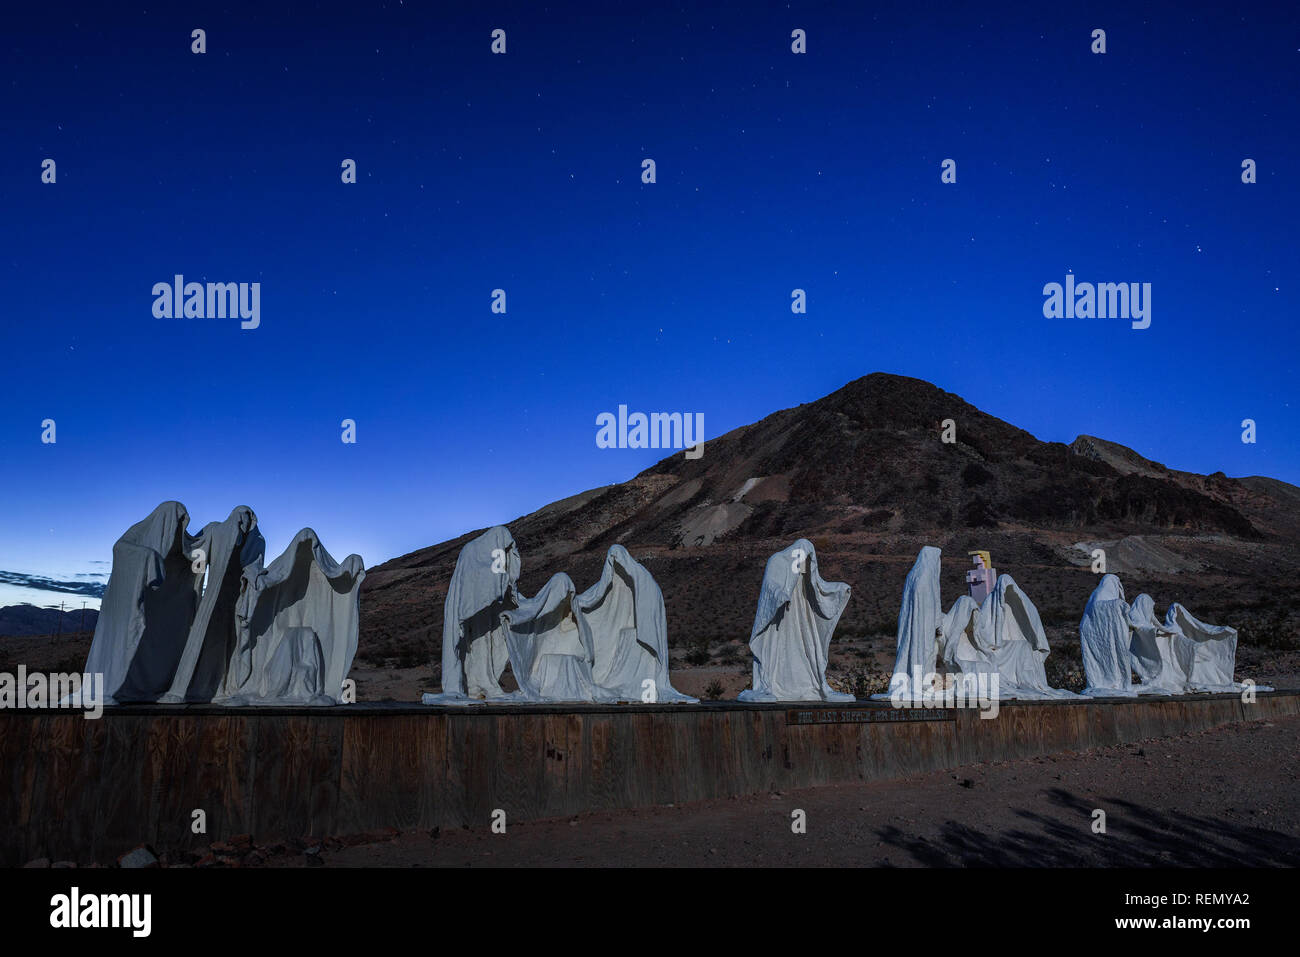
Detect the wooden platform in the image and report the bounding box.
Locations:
[2,691,1297,865]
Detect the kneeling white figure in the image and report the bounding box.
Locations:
[977,574,1076,699]
[574,545,697,702]
[499,572,619,703]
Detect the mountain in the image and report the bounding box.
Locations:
[0,604,99,638]
[359,373,1300,675]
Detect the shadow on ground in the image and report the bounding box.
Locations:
[875,787,1300,866]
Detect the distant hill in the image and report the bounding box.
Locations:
[357,373,1300,672]
[0,603,98,638]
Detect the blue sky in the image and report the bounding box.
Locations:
[2,0,1297,608]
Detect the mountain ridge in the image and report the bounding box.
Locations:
[358,373,1300,673]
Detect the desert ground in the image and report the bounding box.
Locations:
[26,709,1295,869]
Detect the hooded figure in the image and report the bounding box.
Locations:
[425,526,521,704]
[223,528,365,705]
[884,546,943,702]
[939,595,993,677]
[1163,604,1242,692]
[739,539,853,702]
[977,574,1076,699]
[499,572,616,702]
[158,506,265,703]
[1080,574,1137,696]
[84,501,197,703]
[574,545,696,702]
[1129,593,1193,694]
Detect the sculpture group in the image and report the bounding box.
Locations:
[425,530,856,704]
[424,528,698,704]
[78,501,365,706]
[78,505,1254,707]
[1078,573,1261,696]
[880,547,1254,702]
[884,546,1076,701]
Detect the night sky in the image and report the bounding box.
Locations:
[2,0,1297,608]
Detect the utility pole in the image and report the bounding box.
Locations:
[80,601,87,634]
[56,601,64,638]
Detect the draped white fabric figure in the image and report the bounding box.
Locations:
[1129,593,1193,694]
[224,528,365,705]
[940,595,994,678]
[81,502,364,707]
[977,574,1076,699]
[159,506,265,703]
[574,545,696,703]
[83,501,197,704]
[425,526,521,704]
[739,539,853,702]
[499,572,617,702]
[1080,575,1137,696]
[1163,604,1242,692]
[885,546,943,702]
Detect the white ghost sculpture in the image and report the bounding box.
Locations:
[939,595,995,679]
[884,546,943,702]
[425,525,521,704]
[977,574,1076,699]
[739,539,853,702]
[83,501,197,704]
[159,506,265,703]
[1128,593,1193,694]
[1163,604,1243,693]
[500,572,617,702]
[574,545,697,702]
[223,528,365,705]
[1080,574,1138,696]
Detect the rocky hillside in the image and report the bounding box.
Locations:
[359,373,1300,678]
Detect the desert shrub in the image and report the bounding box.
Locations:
[1045,656,1086,693]
[704,679,725,700]
[1239,610,1300,651]
[833,666,892,698]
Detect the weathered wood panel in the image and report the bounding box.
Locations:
[1,692,1294,865]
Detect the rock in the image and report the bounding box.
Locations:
[260,834,288,854]
[117,846,159,869]
[51,861,77,869]
[23,858,51,868]
[341,827,400,846]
